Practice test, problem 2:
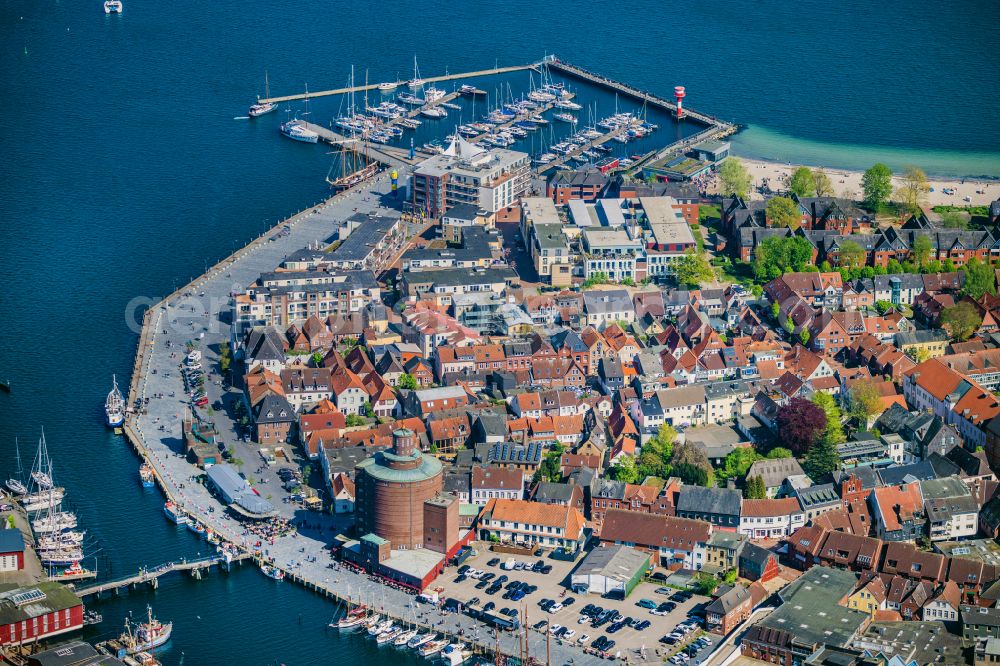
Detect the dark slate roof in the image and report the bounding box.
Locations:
[831,465,881,490]
[740,542,775,568]
[533,482,576,502]
[254,393,295,423]
[795,483,840,509]
[676,486,741,517]
[879,461,939,485]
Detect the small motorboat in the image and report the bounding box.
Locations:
[104,0,122,13]
[260,564,285,581]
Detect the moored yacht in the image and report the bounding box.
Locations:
[280,120,319,143]
[5,479,27,495]
[105,375,125,427]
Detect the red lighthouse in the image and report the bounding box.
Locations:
[674,86,686,119]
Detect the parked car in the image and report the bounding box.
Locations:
[655,587,673,595]
[488,558,501,567]
[578,633,591,645]
[637,598,657,609]
[548,603,564,613]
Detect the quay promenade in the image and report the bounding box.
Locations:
[118,170,602,663]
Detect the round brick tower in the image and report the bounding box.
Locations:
[354,428,443,549]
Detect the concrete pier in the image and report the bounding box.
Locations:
[261,64,539,104]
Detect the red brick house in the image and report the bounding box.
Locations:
[0,582,84,646]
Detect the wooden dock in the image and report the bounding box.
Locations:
[293,121,416,166]
[261,63,538,104]
[535,123,632,174]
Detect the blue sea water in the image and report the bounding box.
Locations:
[0,1,998,663]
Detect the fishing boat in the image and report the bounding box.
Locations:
[248,72,277,117]
[188,522,206,538]
[121,607,172,654]
[163,501,188,525]
[104,0,122,13]
[419,106,447,119]
[440,643,472,665]
[280,120,319,143]
[419,638,449,657]
[104,375,126,427]
[260,564,285,581]
[133,653,161,666]
[408,632,435,649]
[406,56,424,88]
[393,628,418,646]
[6,479,26,495]
[376,625,401,645]
[83,609,103,625]
[139,463,154,488]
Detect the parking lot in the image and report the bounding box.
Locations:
[437,547,716,663]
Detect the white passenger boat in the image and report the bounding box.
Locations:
[104,0,122,13]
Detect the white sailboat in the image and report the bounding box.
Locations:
[105,374,125,427]
[249,71,278,118]
[407,55,424,88]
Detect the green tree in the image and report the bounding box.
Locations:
[766,447,793,459]
[609,454,640,484]
[770,301,780,321]
[907,346,931,363]
[789,167,816,198]
[311,351,324,366]
[862,163,893,210]
[799,328,811,346]
[814,171,834,197]
[695,574,719,596]
[912,234,934,268]
[940,301,983,342]
[345,414,366,427]
[398,373,418,390]
[803,438,841,481]
[637,424,677,479]
[811,392,846,446]
[897,166,929,215]
[753,236,815,280]
[744,475,767,499]
[962,258,997,300]
[766,196,802,229]
[673,462,712,487]
[218,342,232,373]
[782,317,795,335]
[718,158,752,199]
[940,211,968,229]
[849,382,883,426]
[676,249,716,288]
[719,447,761,483]
[837,240,866,269]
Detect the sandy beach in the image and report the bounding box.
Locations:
[730,157,999,208]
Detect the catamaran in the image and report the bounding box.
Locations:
[105,375,125,427]
[248,72,277,117]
